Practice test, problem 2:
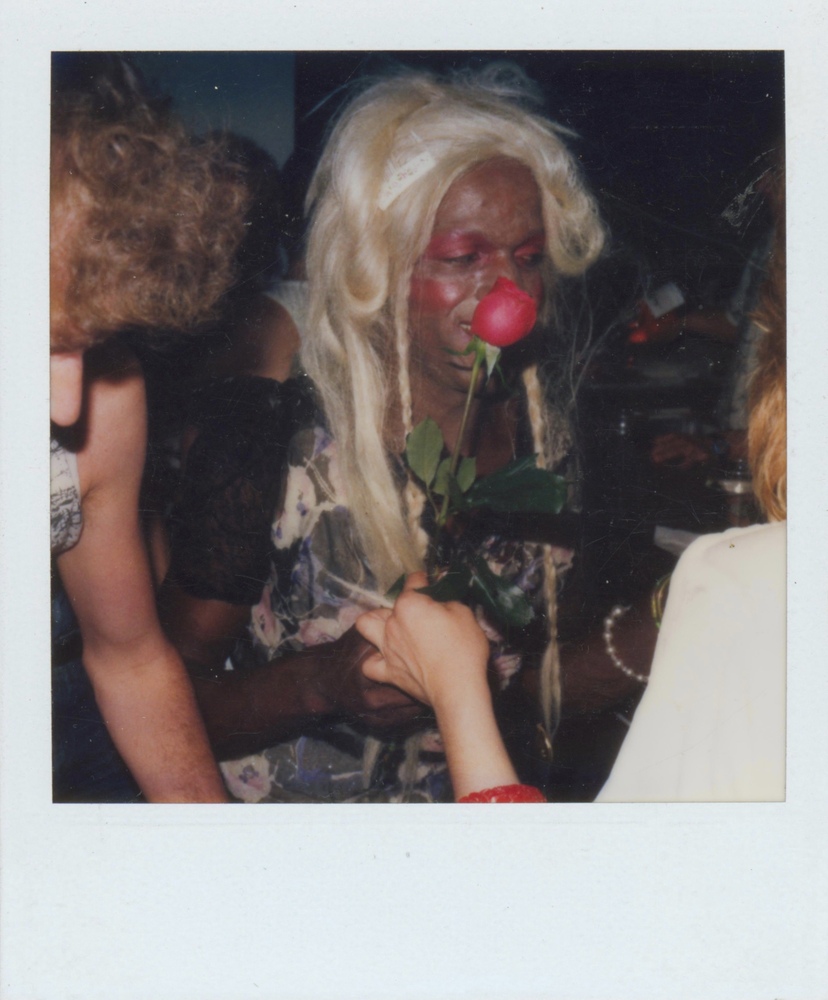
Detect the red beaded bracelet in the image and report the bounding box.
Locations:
[457,784,546,803]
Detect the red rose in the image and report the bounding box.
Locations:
[470,277,538,347]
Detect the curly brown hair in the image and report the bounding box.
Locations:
[747,169,786,522]
[51,62,249,351]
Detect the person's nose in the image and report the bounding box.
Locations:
[477,252,520,296]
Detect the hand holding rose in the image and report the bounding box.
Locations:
[356,572,491,709]
[308,625,425,732]
[356,573,519,799]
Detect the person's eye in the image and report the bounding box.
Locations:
[517,252,545,269]
[443,253,479,265]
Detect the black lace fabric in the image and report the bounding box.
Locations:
[167,374,319,605]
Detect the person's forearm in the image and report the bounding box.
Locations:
[432,680,517,800]
[159,584,319,756]
[558,593,657,717]
[190,649,329,759]
[160,583,360,757]
[88,646,227,802]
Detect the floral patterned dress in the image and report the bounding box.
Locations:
[50,437,83,556]
[171,374,573,803]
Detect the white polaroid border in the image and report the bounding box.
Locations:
[2,3,826,999]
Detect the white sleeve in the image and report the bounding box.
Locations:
[597,522,786,802]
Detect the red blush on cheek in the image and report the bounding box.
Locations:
[409,272,467,313]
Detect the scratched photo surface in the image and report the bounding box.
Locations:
[50,50,785,805]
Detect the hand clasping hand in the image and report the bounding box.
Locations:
[355,572,491,712]
[312,624,425,732]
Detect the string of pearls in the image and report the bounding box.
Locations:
[603,604,649,684]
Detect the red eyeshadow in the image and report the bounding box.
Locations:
[422,231,490,259]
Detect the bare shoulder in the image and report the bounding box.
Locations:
[248,294,301,381]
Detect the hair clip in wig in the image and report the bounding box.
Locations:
[377,149,437,210]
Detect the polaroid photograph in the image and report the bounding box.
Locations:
[1,3,826,999]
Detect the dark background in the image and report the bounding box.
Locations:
[124,49,783,298]
[294,51,783,299]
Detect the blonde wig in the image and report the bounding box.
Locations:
[303,65,605,735]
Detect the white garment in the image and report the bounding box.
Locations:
[598,521,786,802]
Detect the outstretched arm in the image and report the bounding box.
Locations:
[158,580,425,760]
[56,361,226,802]
[356,573,518,800]
[355,573,660,800]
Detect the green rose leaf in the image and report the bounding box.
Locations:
[469,555,535,628]
[446,473,467,513]
[431,457,452,497]
[456,456,477,493]
[385,574,406,602]
[416,565,472,603]
[432,456,477,499]
[461,455,568,515]
[405,417,445,488]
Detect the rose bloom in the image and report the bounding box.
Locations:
[471,276,538,347]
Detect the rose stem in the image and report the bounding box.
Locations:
[436,339,486,528]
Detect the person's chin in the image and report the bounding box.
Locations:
[447,361,493,396]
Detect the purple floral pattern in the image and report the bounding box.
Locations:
[220,423,572,803]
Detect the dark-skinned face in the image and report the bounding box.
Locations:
[408,157,546,400]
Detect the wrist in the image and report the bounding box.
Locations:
[435,683,518,799]
[601,597,656,688]
[295,652,333,716]
[458,784,546,803]
[430,671,492,727]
